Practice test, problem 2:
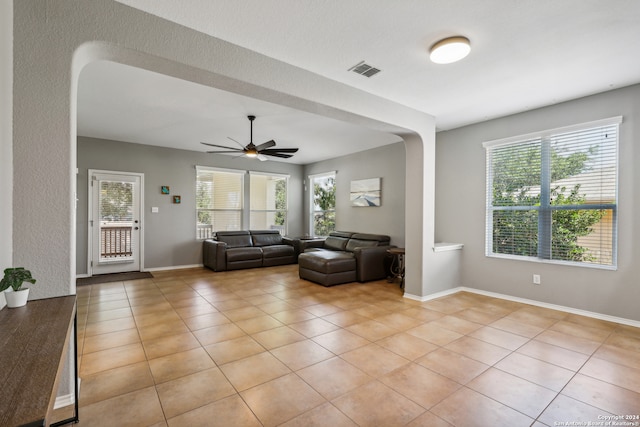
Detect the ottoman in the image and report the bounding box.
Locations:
[298,251,357,286]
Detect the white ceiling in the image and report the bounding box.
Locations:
[78,0,640,164]
[77,61,401,165]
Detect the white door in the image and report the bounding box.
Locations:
[89,171,142,275]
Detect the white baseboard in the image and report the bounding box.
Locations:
[405,286,640,329]
[54,378,80,409]
[404,287,460,303]
[54,393,75,409]
[144,264,204,272]
[75,264,205,278]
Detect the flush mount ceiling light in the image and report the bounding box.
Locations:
[429,36,471,64]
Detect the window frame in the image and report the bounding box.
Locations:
[248,171,290,235]
[483,116,621,269]
[195,166,245,239]
[309,171,336,237]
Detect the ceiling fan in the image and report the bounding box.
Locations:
[201,115,299,161]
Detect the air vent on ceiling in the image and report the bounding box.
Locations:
[348,61,381,78]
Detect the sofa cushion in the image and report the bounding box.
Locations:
[324,236,350,251]
[216,231,253,248]
[345,238,381,252]
[350,233,391,243]
[329,231,355,238]
[261,244,295,259]
[345,234,390,252]
[298,251,356,274]
[252,232,283,247]
[303,247,331,254]
[226,247,263,262]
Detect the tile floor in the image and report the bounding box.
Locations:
[53,265,640,426]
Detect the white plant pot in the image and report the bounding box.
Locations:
[4,288,30,308]
[0,291,5,310]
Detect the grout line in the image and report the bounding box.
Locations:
[75,266,639,426]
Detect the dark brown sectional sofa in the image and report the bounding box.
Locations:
[297,231,393,286]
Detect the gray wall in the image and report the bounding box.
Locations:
[304,142,406,247]
[78,137,406,273]
[435,84,640,321]
[77,137,305,273]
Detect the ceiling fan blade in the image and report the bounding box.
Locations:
[201,142,241,151]
[263,152,293,158]
[255,140,276,151]
[206,150,244,154]
[257,154,268,161]
[260,148,299,154]
[227,136,246,149]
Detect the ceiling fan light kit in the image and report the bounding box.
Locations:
[201,115,298,161]
[429,36,471,64]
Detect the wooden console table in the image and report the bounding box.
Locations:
[0,295,79,427]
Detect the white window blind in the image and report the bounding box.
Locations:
[249,172,288,234]
[196,166,244,239]
[484,117,620,267]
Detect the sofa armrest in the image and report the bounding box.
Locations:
[203,239,228,271]
[298,238,326,253]
[281,236,299,258]
[282,236,295,246]
[353,245,395,282]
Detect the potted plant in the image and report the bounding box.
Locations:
[0,267,36,308]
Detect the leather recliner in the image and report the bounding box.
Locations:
[297,231,393,286]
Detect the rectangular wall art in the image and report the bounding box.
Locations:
[350,178,381,207]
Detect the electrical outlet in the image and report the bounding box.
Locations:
[533,274,541,285]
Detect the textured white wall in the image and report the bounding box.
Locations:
[13,0,439,301]
[1,0,12,275]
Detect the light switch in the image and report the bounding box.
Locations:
[151,207,159,213]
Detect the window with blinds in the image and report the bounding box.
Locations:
[483,117,620,267]
[196,166,244,239]
[249,172,288,234]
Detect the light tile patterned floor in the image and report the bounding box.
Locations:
[54,265,640,426]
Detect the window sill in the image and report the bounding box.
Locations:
[433,242,464,252]
[486,253,617,270]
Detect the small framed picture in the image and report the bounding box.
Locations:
[161,186,170,194]
[173,195,181,204]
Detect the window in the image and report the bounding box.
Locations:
[484,117,620,267]
[196,166,244,239]
[249,172,288,234]
[310,172,336,236]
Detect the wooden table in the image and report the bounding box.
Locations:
[0,295,78,427]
